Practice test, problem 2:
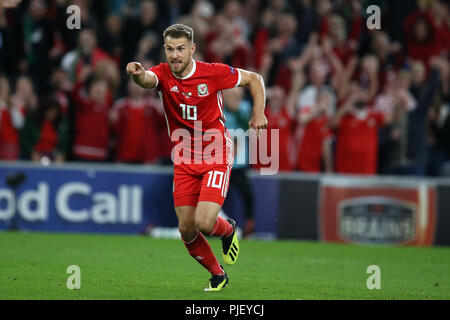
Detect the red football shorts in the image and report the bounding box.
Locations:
[173,163,233,207]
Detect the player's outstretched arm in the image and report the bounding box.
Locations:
[238,69,268,135]
[126,62,157,89]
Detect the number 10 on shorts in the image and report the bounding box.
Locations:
[206,170,224,189]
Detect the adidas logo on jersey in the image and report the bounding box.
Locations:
[170,86,179,92]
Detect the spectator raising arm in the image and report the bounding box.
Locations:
[361,55,380,102]
[330,93,356,129]
[285,58,306,117]
[321,36,344,91]
[336,55,358,101]
[322,137,334,173]
[298,91,332,126]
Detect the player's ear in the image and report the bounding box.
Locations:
[190,42,196,55]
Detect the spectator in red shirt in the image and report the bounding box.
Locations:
[248,84,296,174]
[0,76,24,160]
[404,9,448,69]
[429,0,450,56]
[252,7,276,72]
[323,14,356,65]
[110,79,163,163]
[61,28,116,83]
[292,56,335,173]
[318,0,365,64]
[12,75,39,112]
[20,95,69,163]
[331,87,390,175]
[72,72,112,162]
[296,89,334,173]
[264,85,296,172]
[204,10,251,69]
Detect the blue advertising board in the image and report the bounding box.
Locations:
[0,163,176,233]
[0,162,279,236]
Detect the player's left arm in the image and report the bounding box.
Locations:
[237,69,268,135]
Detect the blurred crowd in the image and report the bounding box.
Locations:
[0,0,449,176]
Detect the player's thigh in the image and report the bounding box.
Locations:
[194,164,232,232]
[198,164,232,207]
[173,166,202,208]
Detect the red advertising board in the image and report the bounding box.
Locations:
[319,177,436,246]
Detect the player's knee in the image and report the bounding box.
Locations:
[178,221,196,240]
[194,216,215,235]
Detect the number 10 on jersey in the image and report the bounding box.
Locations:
[180,104,197,120]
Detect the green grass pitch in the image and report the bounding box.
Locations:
[0,231,449,300]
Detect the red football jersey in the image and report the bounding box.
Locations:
[34,120,58,154]
[251,106,295,172]
[72,82,112,160]
[148,60,241,166]
[335,110,385,175]
[0,107,23,160]
[297,107,333,173]
[112,97,153,162]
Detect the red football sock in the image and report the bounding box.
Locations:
[182,232,224,276]
[208,216,233,238]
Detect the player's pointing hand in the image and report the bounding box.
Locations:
[126,62,145,77]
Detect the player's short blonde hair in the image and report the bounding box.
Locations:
[163,24,194,44]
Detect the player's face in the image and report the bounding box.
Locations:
[164,36,195,76]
